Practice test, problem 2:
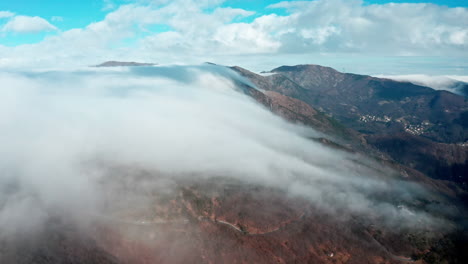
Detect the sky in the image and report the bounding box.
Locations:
[0,0,467,74]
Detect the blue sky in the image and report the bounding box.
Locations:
[1,0,467,46]
[0,0,467,73]
[1,0,467,39]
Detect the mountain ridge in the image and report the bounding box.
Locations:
[231,64,467,188]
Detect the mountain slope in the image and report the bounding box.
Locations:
[1,64,466,264]
[269,65,467,143]
[232,64,468,187]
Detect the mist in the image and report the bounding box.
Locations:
[374,74,468,96]
[0,65,451,239]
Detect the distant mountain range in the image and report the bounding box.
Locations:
[94,61,156,67]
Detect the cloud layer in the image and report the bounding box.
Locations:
[268,0,468,54]
[375,74,468,95]
[2,15,57,34]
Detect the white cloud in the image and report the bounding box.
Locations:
[446,75,468,83]
[102,0,117,11]
[0,0,467,70]
[211,22,280,53]
[265,0,468,54]
[0,11,14,19]
[51,16,64,22]
[2,15,57,33]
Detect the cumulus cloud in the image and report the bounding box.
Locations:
[0,65,451,238]
[0,11,14,19]
[0,0,466,69]
[267,0,468,54]
[2,15,57,33]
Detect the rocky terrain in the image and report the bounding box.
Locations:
[2,173,466,264]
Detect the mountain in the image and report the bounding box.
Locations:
[95,61,156,67]
[5,176,462,264]
[456,82,468,97]
[92,63,467,263]
[243,64,467,143]
[92,178,466,264]
[231,66,363,144]
[0,218,119,264]
[438,80,468,97]
[232,65,468,188]
[1,64,467,264]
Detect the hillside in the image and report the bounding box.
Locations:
[232,65,468,188]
